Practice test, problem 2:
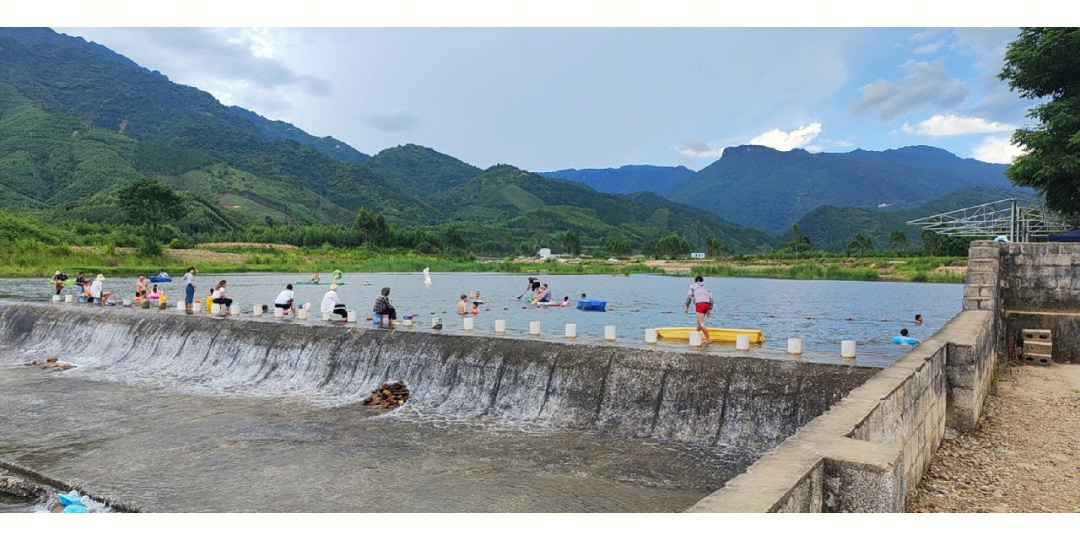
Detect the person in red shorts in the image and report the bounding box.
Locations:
[684,275,714,344]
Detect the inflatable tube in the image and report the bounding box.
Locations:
[149,277,172,283]
[295,281,347,286]
[892,336,919,345]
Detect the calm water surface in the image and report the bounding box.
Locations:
[1,272,961,363]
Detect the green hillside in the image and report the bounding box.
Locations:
[0,28,431,223]
[434,166,778,254]
[366,144,481,193]
[0,81,359,231]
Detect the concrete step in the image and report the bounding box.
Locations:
[1022,329,1052,341]
[1021,352,1053,365]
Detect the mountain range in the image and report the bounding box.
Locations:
[0,27,1027,255]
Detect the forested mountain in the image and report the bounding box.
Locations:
[793,185,1031,251]
[366,144,481,193]
[540,165,694,194]
[0,27,777,255]
[663,145,1013,234]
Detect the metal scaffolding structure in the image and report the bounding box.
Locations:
[906,198,1069,242]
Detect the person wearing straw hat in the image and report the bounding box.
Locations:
[89,274,108,306]
[321,283,347,322]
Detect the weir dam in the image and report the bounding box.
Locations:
[0,300,875,511]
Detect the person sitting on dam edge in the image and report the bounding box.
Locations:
[275,284,296,316]
[211,280,233,313]
[321,283,347,322]
[374,287,397,325]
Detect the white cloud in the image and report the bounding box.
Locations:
[972,136,1025,164]
[901,114,1014,137]
[849,60,968,121]
[911,29,944,43]
[674,140,725,159]
[913,41,944,55]
[749,122,822,151]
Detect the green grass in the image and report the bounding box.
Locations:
[0,236,966,283]
[691,263,882,281]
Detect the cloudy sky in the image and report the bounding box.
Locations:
[59,27,1030,170]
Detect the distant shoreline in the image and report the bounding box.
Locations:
[0,245,967,283]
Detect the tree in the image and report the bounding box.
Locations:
[603,236,633,256]
[845,232,875,254]
[999,28,1080,219]
[705,235,730,258]
[563,230,581,257]
[781,224,814,259]
[888,229,908,251]
[117,177,182,256]
[353,209,391,247]
[444,224,466,251]
[654,234,690,259]
[921,230,970,257]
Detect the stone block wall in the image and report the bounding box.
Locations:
[689,310,991,513]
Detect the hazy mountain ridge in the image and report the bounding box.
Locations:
[540,164,695,194]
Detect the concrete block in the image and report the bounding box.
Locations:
[821,438,904,512]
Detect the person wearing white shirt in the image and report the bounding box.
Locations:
[321,283,347,322]
[274,284,296,315]
[89,274,107,305]
[211,280,233,314]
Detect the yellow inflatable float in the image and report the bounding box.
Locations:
[654,327,765,344]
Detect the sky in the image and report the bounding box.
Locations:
[59,27,1032,171]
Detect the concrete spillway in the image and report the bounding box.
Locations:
[0,302,876,456]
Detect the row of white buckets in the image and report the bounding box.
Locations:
[58,296,855,357]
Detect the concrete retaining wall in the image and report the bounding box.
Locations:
[693,240,1078,512]
[995,242,1080,365]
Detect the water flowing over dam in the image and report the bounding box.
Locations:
[0,302,877,511]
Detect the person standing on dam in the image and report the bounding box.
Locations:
[182,267,197,314]
[684,276,714,345]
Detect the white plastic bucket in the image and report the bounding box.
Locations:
[735,334,750,350]
[210,303,220,315]
[604,325,616,341]
[122,299,132,307]
[64,294,74,303]
[787,338,802,355]
[347,311,357,323]
[645,328,658,344]
[564,323,576,338]
[463,317,474,331]
[51,295,61,303]
[297,309,308,320]
[841,340,857,358]
[688,331,702,347]
[254,304,262,316]
[529,321,540,335]
[176,301,185,311]
[494,319,506,333]
[402,318,413,327]
[229,304,240,316]
[274,307,284,318]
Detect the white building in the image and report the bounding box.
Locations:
[538,248,552,259]
[690,252,706,259]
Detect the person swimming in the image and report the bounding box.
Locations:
[915,314,923,325]
[892,328,920,345]
[309,272,322,284]
[559,296,570,307]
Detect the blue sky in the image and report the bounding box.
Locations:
[60,27,1031,170]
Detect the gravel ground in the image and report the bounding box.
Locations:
[909,363,1080,512]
